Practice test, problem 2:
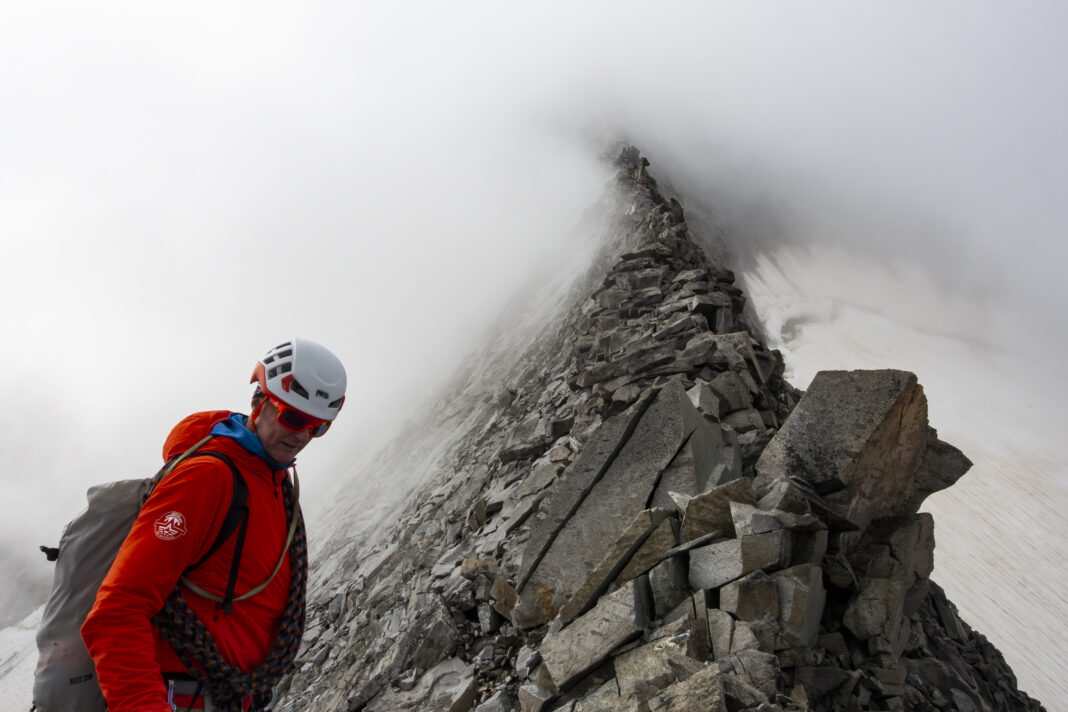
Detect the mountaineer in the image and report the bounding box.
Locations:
[80,338,346,712]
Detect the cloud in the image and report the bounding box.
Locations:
[2,2,1065,659]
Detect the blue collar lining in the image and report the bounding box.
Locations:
[209,413,293,471]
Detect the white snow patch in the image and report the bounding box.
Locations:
[0,605,42,711]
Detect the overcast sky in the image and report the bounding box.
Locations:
[3,1,1066,687]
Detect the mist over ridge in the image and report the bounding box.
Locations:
[1,2,1065,708]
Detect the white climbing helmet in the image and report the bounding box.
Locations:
[251,338,347,421]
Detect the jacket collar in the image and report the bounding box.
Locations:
[210,412,294,471]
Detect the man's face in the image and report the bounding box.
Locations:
[252,399,314,464]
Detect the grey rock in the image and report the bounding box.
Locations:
[576,360,625,388]
[490,575,519,619]
[730,502,787,536]
[731,502,823,543]
[645,664,727,712]
[365,657,475,712]
[571,680,648,712]
[516,383,695,626]
[681,477,754,541]
[720,571,780,623]
[706,609,735,660]
[479,604,502,635]
[793,665,853,700]
[740,529,792,573]
[843,576,905,643]
[717,650,779,698]
[615,266,669,290]
[663,530,728,558]
[395,668,419,692]
[730,621,761,653]
[673,268,708,283]
[905,437,972,512]
[620,343,676,374]
[688,539,745,590]
[648,616,708,661]
[689,592,713,660]
[474,690,514,712]
[754,370,959,532]
[327,592,345,625]
[594,287,628,310]
[649,442,698,511]
[723,408,766,434]
[686,381,725,418]
[468,499,489,531]
[721,675,770,710]
[513,394,654,627]
[648,557,690,619]
[557,508,674,624]
[614,635,701,701]
[514,645,542,679]
[517,683,554,712]
[687,292,732,318]
[514,461,562,501]
[540,577,652,690]
[547,440,572,462]
[708,371,753,412]
[613,516,678,585]
[570,680,622,712]
[612,383,643,404]
[772,565,825,649]
[790,527,828,567]
[501,414,554,463]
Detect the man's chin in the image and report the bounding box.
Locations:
[269,447,300,463]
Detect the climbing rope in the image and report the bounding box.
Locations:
[153,476,308,711]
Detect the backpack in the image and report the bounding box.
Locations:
[32,435,250,712]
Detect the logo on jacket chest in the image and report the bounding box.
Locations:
[154,511,188,541]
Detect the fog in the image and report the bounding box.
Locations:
[2,1,1065,706]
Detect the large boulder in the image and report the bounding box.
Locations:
[754,370,971,533]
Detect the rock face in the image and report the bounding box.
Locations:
[274,148,1046,712]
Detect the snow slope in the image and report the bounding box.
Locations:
[0,607,40,712]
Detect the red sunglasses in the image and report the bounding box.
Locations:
[264,393,332,437]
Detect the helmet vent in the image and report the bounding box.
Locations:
[263,347,293,365]
[289,378,310,399]
[267,362,293,379]
[328,397,344,409]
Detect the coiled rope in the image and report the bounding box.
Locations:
[152,476,307,711]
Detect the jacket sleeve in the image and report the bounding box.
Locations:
[82,458,233,712]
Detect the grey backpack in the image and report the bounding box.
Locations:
[32,436,249,712]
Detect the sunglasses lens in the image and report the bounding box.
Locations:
[273,400,330,435]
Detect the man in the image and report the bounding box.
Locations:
[82,338,346,712]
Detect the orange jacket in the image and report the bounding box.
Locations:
[82,411,294,712]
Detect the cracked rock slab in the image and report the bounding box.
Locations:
[516,383,697,627]
[540,577,653,690]
[645,664,727,712]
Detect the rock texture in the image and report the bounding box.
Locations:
[274,148,1045,712]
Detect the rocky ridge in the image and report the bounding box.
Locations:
[276,148,1046,712]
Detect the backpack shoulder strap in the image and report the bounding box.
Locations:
[183,451,249,569]
[178,450,249,615]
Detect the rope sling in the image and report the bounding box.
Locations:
[152,474,308,712]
